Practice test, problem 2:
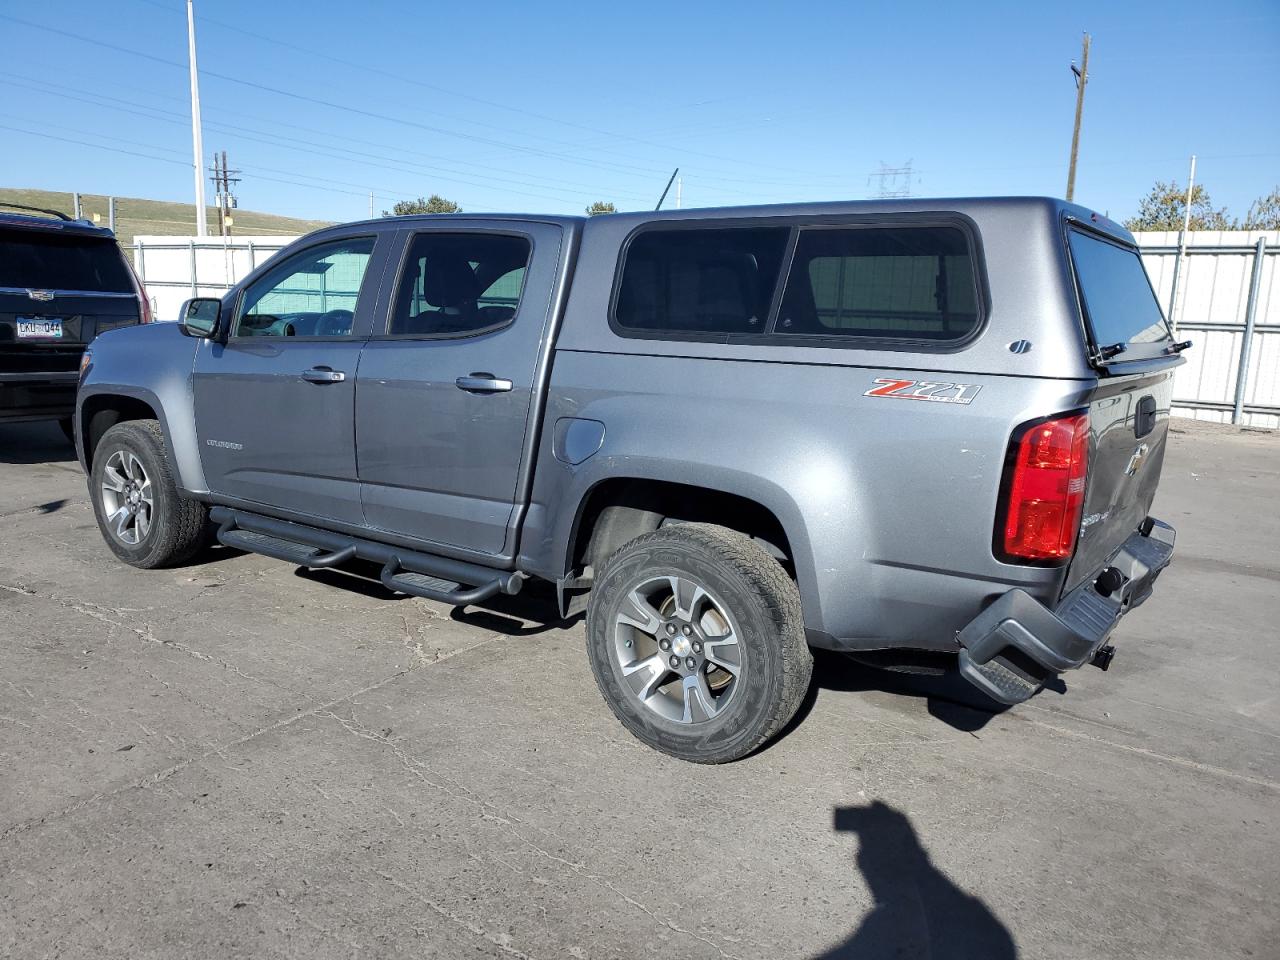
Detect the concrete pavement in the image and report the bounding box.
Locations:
[1,418,1277,959]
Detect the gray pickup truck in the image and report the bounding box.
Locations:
[76,198,1182,763]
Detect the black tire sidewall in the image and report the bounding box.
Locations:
[89,423,179,568]
[587,531,789,762]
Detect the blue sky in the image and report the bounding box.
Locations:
[1,0,1277,223]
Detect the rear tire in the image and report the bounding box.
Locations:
[586,523,812,763]
[90,419,208,569]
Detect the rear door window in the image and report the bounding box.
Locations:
[0,231,132,292]
[388,233,532,337]
[775,226,980,342]
[613,227,789,337]
[1067,228,1171,360]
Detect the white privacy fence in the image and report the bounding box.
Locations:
[1134,230,1279,429]
[132,235,296,324]
[132,230,1280,429]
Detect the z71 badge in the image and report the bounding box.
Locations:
[864,379,982,405]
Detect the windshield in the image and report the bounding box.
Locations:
[1068,227,1171,361]
[0,230,133,292]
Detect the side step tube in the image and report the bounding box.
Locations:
[211,507,522,606]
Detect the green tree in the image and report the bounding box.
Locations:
[1242,187,1280,230]
[383,194,462,216]
[585,201,617,216]
[1123,181,1235,232]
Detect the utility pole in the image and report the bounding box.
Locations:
[369,190,375,219]
[209,150,241,238]
[1066,32,1090,202]
[675,176,682,209]
[187,0,208,236]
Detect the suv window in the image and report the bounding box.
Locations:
[776,226,979,341]
[0,230,133,292]
[389,233,531,337]
[614,227,789,336]
[235,237,375,338]
[1068,227,1171,359]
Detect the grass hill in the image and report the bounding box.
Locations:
[0,187,332,248]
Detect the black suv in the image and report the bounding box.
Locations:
[1,205,150,439]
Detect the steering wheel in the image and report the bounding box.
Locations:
[317,309,354,336]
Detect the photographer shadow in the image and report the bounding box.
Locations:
[817,801,1017,959]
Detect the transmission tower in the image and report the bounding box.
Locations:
[869,160,916,199]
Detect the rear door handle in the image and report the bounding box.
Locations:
[301,367,346,383]
[455,374,513,393]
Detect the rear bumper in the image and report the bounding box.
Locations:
[956,518,1175,704]
[0,371,79,422]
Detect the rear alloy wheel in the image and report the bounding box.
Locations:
[586,523,811,763]
[90,419,208,569]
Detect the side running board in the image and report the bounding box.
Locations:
[212,507,522,607]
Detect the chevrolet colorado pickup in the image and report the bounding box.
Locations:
[76,198,1181,763]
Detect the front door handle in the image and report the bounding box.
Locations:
[456,373,513,393]
[301,367,346,383]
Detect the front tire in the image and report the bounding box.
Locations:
[90,419,208,569]
[586,523,812,763]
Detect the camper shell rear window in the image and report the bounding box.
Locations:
[1067,226,1172,363]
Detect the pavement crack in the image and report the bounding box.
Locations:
[0,659,433,842]
[374,872,543,960]
[325,697,743,960]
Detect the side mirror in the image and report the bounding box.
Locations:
[180,298,222,338]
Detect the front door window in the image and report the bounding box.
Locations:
[235,237,376,338]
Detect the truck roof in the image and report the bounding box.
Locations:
[351,196,1132,245]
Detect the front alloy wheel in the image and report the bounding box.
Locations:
[100,449,154,545]
[90,419,208,569]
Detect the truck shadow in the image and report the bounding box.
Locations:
[816,801,1018,959]
[0,422,77,465]
[290,566,1064,726]
[292,562,569,637]
[773,650,1067,743]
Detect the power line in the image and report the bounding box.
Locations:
[126,0,825,181]
[1,11,845,192]
[0,76,670,206]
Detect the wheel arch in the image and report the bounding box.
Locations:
[553,472,821,627]
[78,388,183,482]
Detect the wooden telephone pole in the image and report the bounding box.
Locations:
[1066,33,1091,202]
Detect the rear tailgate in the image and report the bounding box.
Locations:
[1062,221,1184,593]
[1065,367,1175,592]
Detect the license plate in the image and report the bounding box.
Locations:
[16,318,64,339]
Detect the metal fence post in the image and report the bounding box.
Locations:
[1232,237,1268,425]
[1166,229,1185,330]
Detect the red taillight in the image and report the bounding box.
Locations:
[1000,414,1090,562]
[128,262,153,323]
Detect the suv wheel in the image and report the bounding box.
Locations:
[586,523,812,763]
[90,420,208,569]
